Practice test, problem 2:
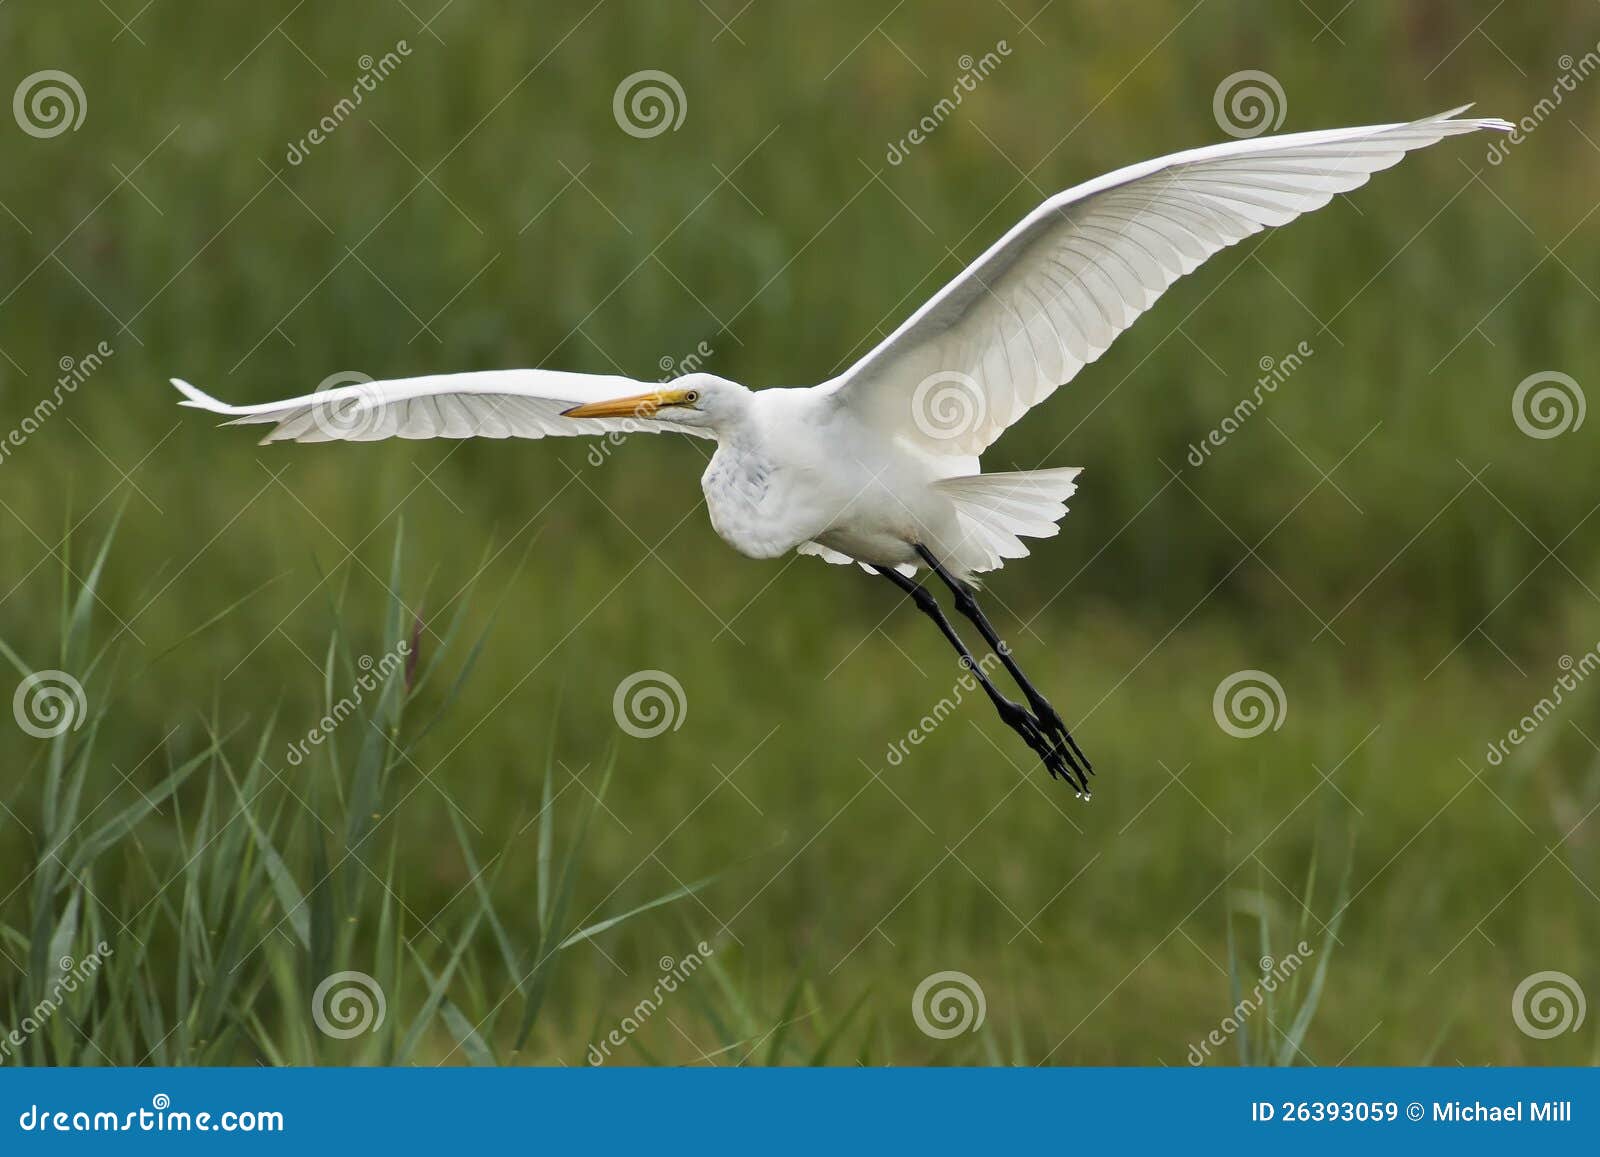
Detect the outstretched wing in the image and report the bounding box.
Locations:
[172,370,713,444]
[824,107,1511,456]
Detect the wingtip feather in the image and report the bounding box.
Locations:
[1429,105,1512,133]
[171,377,231,412]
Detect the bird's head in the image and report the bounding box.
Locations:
[561,373,748,433]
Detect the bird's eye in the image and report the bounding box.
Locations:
[684,390,700,404]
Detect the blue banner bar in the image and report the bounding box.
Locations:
[2,1068,1596,1152]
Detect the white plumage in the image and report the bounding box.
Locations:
[171,371,712,443]
[175,108,1510,791]
[176,107,1508,585]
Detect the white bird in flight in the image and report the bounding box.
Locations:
[176,107,1509,795]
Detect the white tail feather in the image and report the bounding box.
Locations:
[936,467,1083,575]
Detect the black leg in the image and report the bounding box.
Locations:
[874,565,1086,792]
[914,545,1095,786]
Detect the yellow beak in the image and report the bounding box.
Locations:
[561,388,689,420]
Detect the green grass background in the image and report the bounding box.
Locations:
[1,0,1598,1064]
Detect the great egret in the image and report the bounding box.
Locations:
[175,107,1509,795]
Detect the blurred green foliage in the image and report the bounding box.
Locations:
[1,0,1597,1063]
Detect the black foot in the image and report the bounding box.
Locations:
[1027,696,1095,785]
[998,700,1090,797]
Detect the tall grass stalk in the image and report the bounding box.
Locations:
[0,519,707,1065]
